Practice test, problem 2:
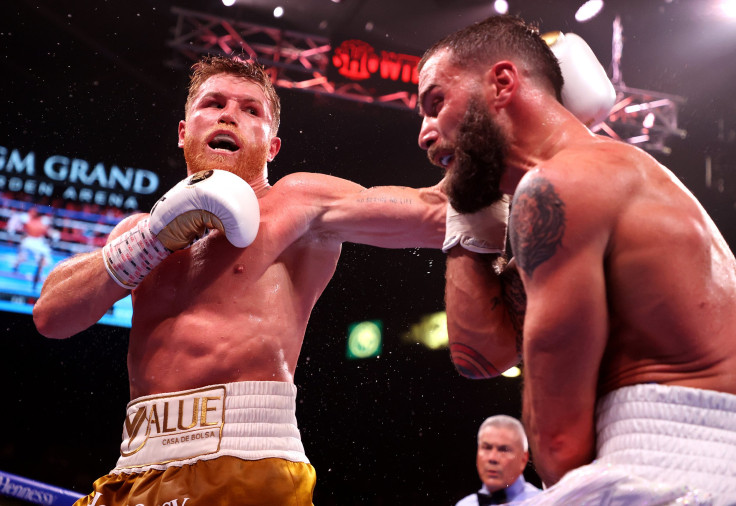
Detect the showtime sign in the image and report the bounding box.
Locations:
[332,39,420,85]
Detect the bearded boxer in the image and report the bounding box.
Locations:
[418,15,736,504]
[33,56,447,505]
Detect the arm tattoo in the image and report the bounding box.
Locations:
[500,267,526,357]
[355,196,413,205]
[450,342,503,379]
[510,177,566,277]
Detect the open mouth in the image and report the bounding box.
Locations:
[432,152,455,169]
[208,134,240,152]
[428,144,455,169]
[440,154,454,167]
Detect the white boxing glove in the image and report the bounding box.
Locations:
[442,195,510,254]
[102,169,260,289]
[543,31,616,128]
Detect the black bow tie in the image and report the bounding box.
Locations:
[477,488,507,505]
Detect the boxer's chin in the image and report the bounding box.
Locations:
[185,142,269,182]
[445,154,504,214]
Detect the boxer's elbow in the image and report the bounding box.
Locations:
[447,321,519,379]
[33,300,73,339]
[536,453,587,487]
[450,354,502,379]
[534,433,596,486]
[448,336,511,380]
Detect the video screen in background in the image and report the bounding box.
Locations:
[0,192,134,327]
[0,143,163,329]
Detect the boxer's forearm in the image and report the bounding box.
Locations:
[445,249,521,378]
[317,183,446,249]
[33,250,129,339]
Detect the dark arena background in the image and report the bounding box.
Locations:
[1,0,735,504]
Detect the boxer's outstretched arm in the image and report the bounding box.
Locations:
[511,172,610,486]
[445,250,524,378]
[33,214,146,339]
[304,173,447,249]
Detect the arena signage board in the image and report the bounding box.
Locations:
[0,145,159,210]
[330,39,420,92]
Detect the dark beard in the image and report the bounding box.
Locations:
[445,97,508,214]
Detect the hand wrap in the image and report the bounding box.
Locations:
[103,218,170,289]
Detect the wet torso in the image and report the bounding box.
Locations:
[127,176,342,400]
[537,137,736,397]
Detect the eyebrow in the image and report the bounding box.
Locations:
[199,91,264,107]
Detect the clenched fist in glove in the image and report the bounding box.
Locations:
[102,169,260,289]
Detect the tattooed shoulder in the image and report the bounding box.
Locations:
[509,177,566,277]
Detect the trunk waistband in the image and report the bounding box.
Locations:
[113,381,308,474]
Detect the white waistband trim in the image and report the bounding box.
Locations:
[112,381,308,475]
[594,383,736,500]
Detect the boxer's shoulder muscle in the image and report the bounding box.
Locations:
[266,172,364,240]
[272,172,363,202]
[514,158,617,238]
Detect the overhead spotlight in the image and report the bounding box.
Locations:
[222,0,236,6]
[720,0,736,18]
[493,0,509,15]
[273,6,284,18]
[643,112,655,129]
[575,0,604,22]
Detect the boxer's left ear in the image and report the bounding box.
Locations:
[267,136,281,162]
[485,61,518,110]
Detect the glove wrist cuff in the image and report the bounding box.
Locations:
[443,198,510,254]
[102,218,171,289]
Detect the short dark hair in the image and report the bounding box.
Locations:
[185,55,281,133]
[419,15,563,102]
